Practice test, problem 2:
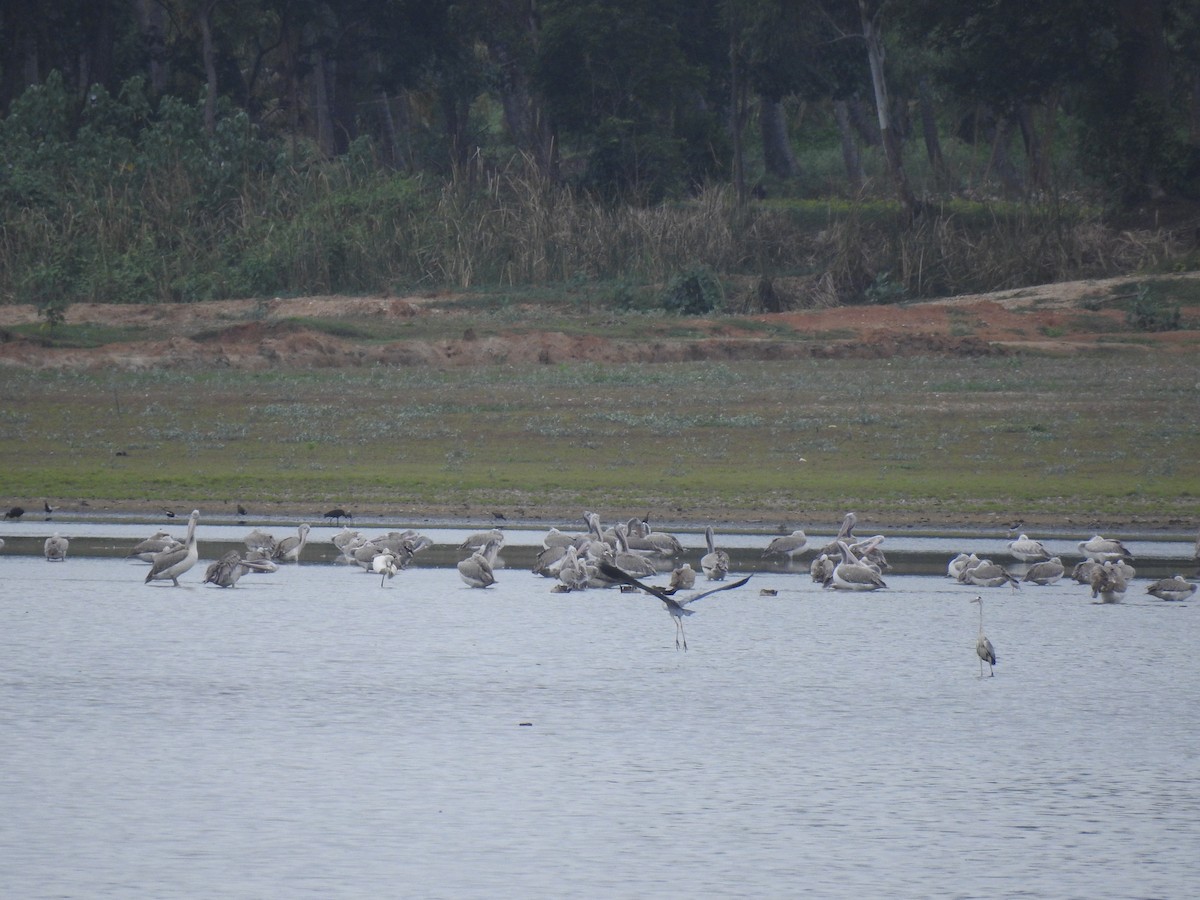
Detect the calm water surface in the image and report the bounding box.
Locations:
[2,526,1198,898]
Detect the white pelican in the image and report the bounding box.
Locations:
[554,545,593,592]
[273,523,311,562]
[971,596,997,677]
[372,551,399,587]
[1007,533,1050,562]
[1078,535,1133,563]
[597,561,751,651]
[762,529,808,561]
[1022,557,1064,585]
[1146,575,1196,602]
[1071,559,1102,584]
[243,529,277,555]
[818,511,858,555]
[145,510,200,586]
[624,518,686,558]
[828,541,887,591]
[612,525,658,578]
[44,533,69,561]
[701,526,730,581]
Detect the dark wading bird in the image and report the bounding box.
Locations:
[4,506,25,520]
[971,596,997,677]
[598,561,751,651]
[324,508,352,525]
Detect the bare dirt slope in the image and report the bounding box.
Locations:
[1,272,1197,370]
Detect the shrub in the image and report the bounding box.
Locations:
[660,268,724,315]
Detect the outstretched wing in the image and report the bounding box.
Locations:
[597,562,751,608]
[680,575,752,606]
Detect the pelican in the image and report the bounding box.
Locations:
[126,530,181,563]
[1078,535,1133,563]
[459,528,504,553]
[701,525,730,581]
[959,558,1019,589]
[273,523,311,562]
[1089,560,1127,603]
[1071,559,1102,584]
[243,529,277,556]
[458,538,500,588]
[624,519,686,558]
[668,563,696,593]
[1007,533,1050,562]
[828,541,887,591]
[44,532,69,561]
[202,550,277,588]
[612,525,659,578]
[145,509,200,586]
[0,538,5,550]
[1146,575,1196,602]
[818,511,857,555]
[947,552,981,580]
[552,545,592,592]
[810,553,835,583]
[971,596,997,677]
[372,551,399,587]
[762,529,808,561]
[1022,557,1064,585]
[597,560,751,650]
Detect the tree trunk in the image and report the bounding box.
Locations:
[986,114,1023,197]
[917,76,946,184]
[760,96,799,180]
[729,26,749,203]
[198,0,218,136]
[1116,0,1171,197]
[858,0,915,219]
[833,99,864,191]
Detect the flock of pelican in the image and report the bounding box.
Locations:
[8,507,1198,657]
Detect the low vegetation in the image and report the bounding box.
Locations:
[1,355,1196,527]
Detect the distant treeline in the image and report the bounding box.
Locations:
[1,1,1197,308]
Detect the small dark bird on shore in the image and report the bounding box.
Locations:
[324,508,352,525]
[44,500,57,518]
[163,508,176,518]
[4,506,25,520]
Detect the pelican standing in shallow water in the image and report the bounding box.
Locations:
[701,525,730,581]
[971,596,997,677]
[44,532,69,561]
[762,529,808,562]
[145,509,200,586]
[598,561,751,650]
[273,523,311,562]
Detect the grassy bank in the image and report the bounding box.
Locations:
[2,355,1197,528]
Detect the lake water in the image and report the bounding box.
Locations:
[2,521,1198,898]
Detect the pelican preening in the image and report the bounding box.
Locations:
[827,541,887,591]
[458,538,501,588]
[43,532,69,561]
[202,550,278,588]
[971,596,997,677]
[145,510,200,586]
[1089,560,1128,603]
[598,561,751,650]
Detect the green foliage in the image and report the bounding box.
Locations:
[1124,283,1182,332]
[864,272,907,304]
[661,268,724,316]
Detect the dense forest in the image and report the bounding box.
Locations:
[1,0,1198,312]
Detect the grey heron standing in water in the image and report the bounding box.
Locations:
[971,595,997,677]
